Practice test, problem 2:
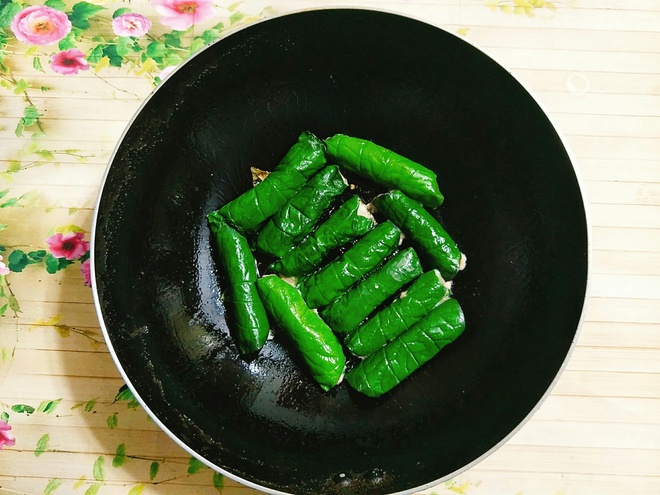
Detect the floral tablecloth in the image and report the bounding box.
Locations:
[0,1,659,494]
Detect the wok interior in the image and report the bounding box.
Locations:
[94,9,588,495]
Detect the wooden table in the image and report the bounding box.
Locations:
[1,1,658,494]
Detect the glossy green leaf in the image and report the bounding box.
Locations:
[1,411,9,422]
[35,433,50,457]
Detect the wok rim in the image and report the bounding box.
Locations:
[90,6,592,495]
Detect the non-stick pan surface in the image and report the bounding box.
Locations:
[92,8,589,495]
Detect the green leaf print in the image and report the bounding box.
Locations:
[106,413,118,429]
[92,455,105,482]
[69,2,106,30]
[37,399,62,414]
[84,398,97,412]
[113,443,127,467]
[213,471,225,492]
[43,478,63,495]
[35,434,50,457]
[45,0,67,11]
[127,485,144,495]
[0,3,22,29]
[45,254,73,274]
[7,250,28,272]
[11,404,35,415]
[149,461,160,480]
[187,456,207,475]
[84,483,102,495]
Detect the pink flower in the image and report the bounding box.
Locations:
[151,0,215,30]
[80,258,91,287]
[0,255,9,276]
[10,5,72,46]
[46,232,90,260]
[159,65,177,80]
[112,13,152,37]
[0,420,16,450]
[49,49,90,75]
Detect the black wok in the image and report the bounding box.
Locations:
[92,8,589,495]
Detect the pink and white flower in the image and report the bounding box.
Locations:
[49,49,90,75]
[0,255,9,276]
[80,258,92,287]
[10,5,72,46]
[46,232,90,260]
[151,0,215,31]
[112,13,152,37]
[0,420,16,450]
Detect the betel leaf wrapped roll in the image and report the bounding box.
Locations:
[301,221,402,309]
[345,269,450,357]
[269,196,375,277]
[372,190,464,280]
[346,298,465,398]
[256,275,346,391]
[256,165,348,258]
[207,212,270,354]
[218,131,327,233]
[320,247,423,334]
[325,133,444,207]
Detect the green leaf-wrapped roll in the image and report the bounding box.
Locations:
[372,190,463,280]
[320,247,423,334]
[207,212,270,354]
[345,269,450,357]
[325,133,444,207]
[256,275,346,391]
[346,298,465,398]
[256,165,348,258]
[269,196,375,277]
[217,131,327,233]
[301,221,402,309]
